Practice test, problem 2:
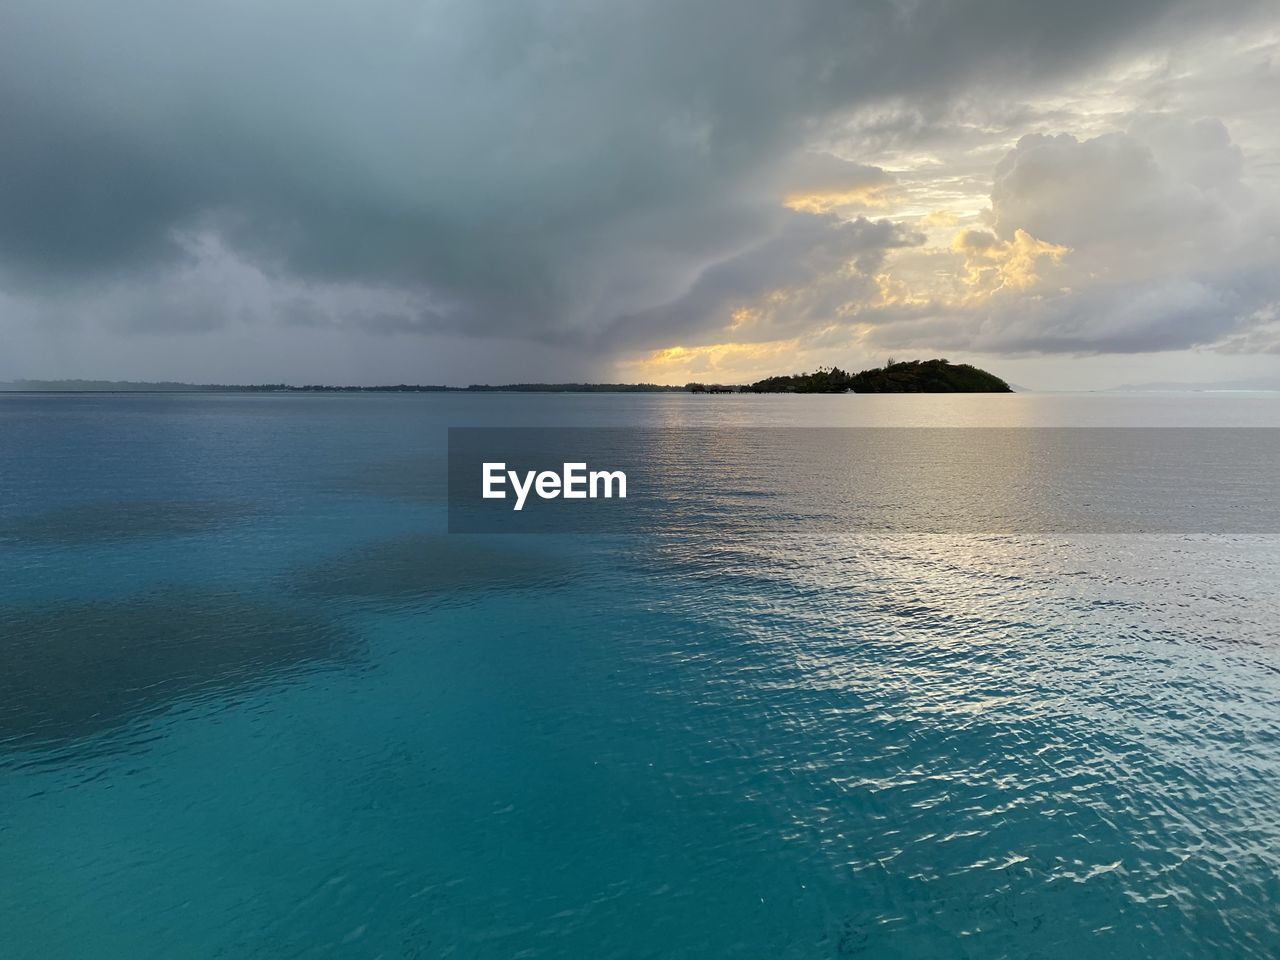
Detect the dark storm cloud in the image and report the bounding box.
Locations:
[0,0,1272,375]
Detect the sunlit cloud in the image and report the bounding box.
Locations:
[951,228,1070,297]
[922,210,960,226]
[619,339,807,384]
[783,184,896,214]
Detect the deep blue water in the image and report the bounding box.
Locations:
[2,393,1279,959]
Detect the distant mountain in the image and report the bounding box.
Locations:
[742,359,1012,394]
[1109,376,1280,392]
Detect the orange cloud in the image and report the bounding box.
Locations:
[951,228,1069,296]
[922,209,959,226]
[617,339,805,384]
[783,184,894,214]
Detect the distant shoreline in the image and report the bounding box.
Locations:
[0,359,1015,395]
[0,382,686,394]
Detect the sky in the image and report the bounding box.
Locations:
[1,0,1278,390]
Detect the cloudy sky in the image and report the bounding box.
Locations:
[2,0,1278,389]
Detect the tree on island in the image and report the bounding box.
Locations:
[732,359,1012,394]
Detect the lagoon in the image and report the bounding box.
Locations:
[2,392,1278,959]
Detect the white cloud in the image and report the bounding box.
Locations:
[845,116,1280,357]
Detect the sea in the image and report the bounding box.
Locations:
[1,392,1278,959]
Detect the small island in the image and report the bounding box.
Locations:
[690,358,1012,394]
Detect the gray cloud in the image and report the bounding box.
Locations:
[991,126,1242,255]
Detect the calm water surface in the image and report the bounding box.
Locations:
[1,393,1278,959]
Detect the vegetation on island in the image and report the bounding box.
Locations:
[847,359,1011,393]
[724,358,1011,394]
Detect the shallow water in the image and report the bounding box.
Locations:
[1,393,1278,959]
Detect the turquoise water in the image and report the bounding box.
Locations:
[2,393,1279,959]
